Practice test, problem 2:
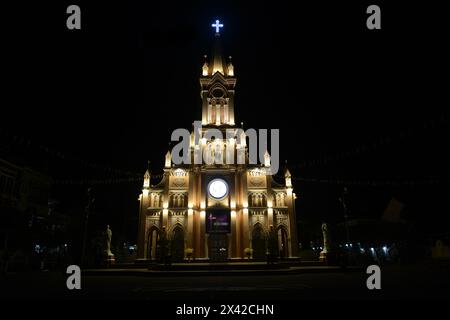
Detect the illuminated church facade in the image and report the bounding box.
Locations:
[136,22,298,262]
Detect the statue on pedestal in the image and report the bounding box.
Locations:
[321,223,330,253]
[320,222,331,263]
[103,225,115,265]
[104,225,114,256]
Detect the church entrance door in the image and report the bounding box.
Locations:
[147,227,160,260]
[277,227,288,259]
[208,234,228,262]
[252,224,267,261]
[171,226,185,262]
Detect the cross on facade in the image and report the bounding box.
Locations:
[211,20,223,33]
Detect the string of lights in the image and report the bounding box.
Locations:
[54,174,165,185]
[2,114,447,187]
[54,173,447,187]
[288,176,446,187]
[291,113,447,169]
[0,128,141,177]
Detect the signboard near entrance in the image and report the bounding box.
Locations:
[206,209,231,233]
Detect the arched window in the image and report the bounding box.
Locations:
[249,193,268,207]
[169,194,175,208]
[151,193,161,207]
[275,193,285,207]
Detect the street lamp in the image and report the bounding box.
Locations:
[81,187,95,267]
[339,187,350,244]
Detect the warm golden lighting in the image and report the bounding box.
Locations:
[227,57,234,76]
[165,151,171,168]
[213,67,223,74]
[143,168,150,188]
[264,151,271,167]
[134,28,299,262]
[240,131,246,146]
[286,176,292,188]
[202,55,209,76]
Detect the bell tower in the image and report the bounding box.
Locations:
[200,21,237,126]
[136,19,299,262]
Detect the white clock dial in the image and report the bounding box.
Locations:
[208,179,228,200]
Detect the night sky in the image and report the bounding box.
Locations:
[1,1,449,242]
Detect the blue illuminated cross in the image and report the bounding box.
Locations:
[211,20,224,33]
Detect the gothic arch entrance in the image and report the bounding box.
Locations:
[252,224,267,261]
[147,227,159,260]
[171,225,185,262]
[277,227,289,259]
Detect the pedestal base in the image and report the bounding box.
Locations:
[319,251,328,264]
[103,255,115,267]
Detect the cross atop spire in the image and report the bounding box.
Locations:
[211,19,223,34]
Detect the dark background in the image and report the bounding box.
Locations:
[1,1,448,249]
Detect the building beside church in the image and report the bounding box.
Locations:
[136,22,298,262]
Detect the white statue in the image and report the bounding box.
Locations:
[321,223,330,253]
[104,225,114,257]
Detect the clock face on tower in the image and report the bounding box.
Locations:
[208,178,228,200]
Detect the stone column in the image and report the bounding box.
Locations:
[267,176,274,227]
[187,171,195,249]
[136,193,146,259]
[241,170,250,251]
[235,173,242,258]
[286,188,298,257]
[199,173,206,258]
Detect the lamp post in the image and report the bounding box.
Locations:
[81,187,94,267]
[339,187,350,244]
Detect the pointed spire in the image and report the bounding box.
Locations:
[190,130,195,148]
[284,161,292,187]
[227,56,234,76]
[202,55,209,76]
[143,161,151,188]
[165,150,171,168]
[210,32,226,75]
[264,150,271,167]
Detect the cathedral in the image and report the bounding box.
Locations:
[136,21,298,262]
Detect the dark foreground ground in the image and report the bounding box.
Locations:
[1,261,449,301]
